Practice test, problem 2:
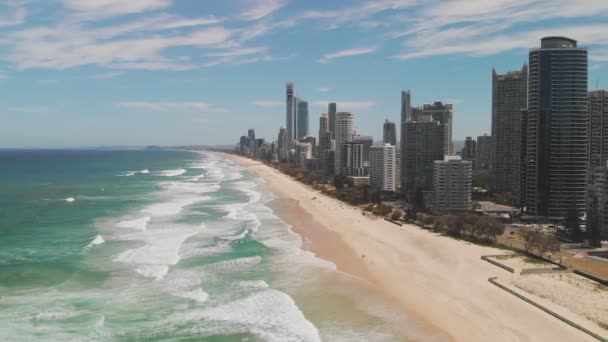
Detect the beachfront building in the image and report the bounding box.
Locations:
[587,163,608,239]
[433,156,473,212]
[277,127,287,161]
[383,119,397,146]
[370,144,396,192]
[400,90,412,191]
[329,102,337,140]
[492,66,528,202]
[248,129,256,157]
[340,142,365,177]
[524,36,588,219]
[476,134,492,171]
[286,82,296,142]
[298,136,317,157]
[295,142,311,168]
[296,98,309,139]
[589,90,608,169]
[460,137,476,169]
[403,118,447,207]
[422,102,453,155]
[335,112,355,175]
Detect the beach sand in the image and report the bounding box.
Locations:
[229,154,601,341]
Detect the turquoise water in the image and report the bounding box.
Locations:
[0,149,417,341]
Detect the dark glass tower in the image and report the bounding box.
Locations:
[296,99,309,138]
[524,36,588,219]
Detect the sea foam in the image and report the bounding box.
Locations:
[158,169,187,177]
[116,217,151,231]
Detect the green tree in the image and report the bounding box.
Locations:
[333,175,346,190]
[472,171,490,189]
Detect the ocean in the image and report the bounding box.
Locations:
[0,149,415,341]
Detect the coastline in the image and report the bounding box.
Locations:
[227,153,600,342]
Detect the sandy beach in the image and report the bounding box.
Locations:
[228,153,605,342]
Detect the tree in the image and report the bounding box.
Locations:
[520,227,541,254]
[472,171,490,189]
[537,234,561,258]
[564,205,583,243]
[391,209,403,221]
[587,196,603,248]
[405,205,418,222]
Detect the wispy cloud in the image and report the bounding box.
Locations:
[317,87,331,93]
[91,71,123,79]
[318,47,377,63]
[6,106,55,114]
[118,101,212,111]
[0,7,26,27]
[61,0,171,20]
[239,0,286,21]
[250,100,283,108]
[312,100,376,110]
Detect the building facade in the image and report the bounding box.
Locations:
[370,144,396,192]
[400,90,412,192]
[433,156,472,212]
[524,36,588,219]
[587,164,608,239]
[492,66,528,201]
[383,119,397,146]
[476,134,492,171]
[422,102,453,155]
[589,90,608,169]
[296,99,309,139]
[403,120,447,206]
[329,102,337,140]
[334,112,355,175]
[460,136,476,169]
[340,142,365,177]
[286,82,296,142]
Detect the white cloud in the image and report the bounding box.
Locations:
[317,87,330,93]
[119,101,212,111]
[318,47,377,63]
[6,106,55,114]
[0,7,26,27]
[250,100,283,108]
[91,71,123,79]
[62,0,171,19]
[239,0,286,21]
[312,100,376,110]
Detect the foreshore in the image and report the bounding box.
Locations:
[227,153,600,341]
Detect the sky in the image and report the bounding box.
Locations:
[1,0,608,148]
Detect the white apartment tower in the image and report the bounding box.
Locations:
[370,144,396,192]
[433,155,472,211]
[334,112,355,175]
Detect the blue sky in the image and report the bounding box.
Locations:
[1,0,608,148]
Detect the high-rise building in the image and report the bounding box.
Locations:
[401,90,411,123]
[383,119,397,146]
[286,82,296,142]
[248,129,256,157]
[277,127,287,161]
[340,142,365,177]
[461,137,476,169]
[587,163,608,240]
[492,66,528,201]
[589,90,608,169]
[335,112,355,175]
[476,134,492,171]
[422,102,453,155]
[400,90,412,193]
[319,114,330,150]
[524,36,588,219]
[370,144,396,192]
[353,135,373,163]
[329,102,337,140]
[433,156,472,212]
[403,120,447,207]
[298,136,316,157]
[296,99,309,139]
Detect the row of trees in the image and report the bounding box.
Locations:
[417,214,505,244]
[519,227,561,258]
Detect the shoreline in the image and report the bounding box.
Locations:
[227,153,599,341]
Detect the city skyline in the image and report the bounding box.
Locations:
[2,1,608,147]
